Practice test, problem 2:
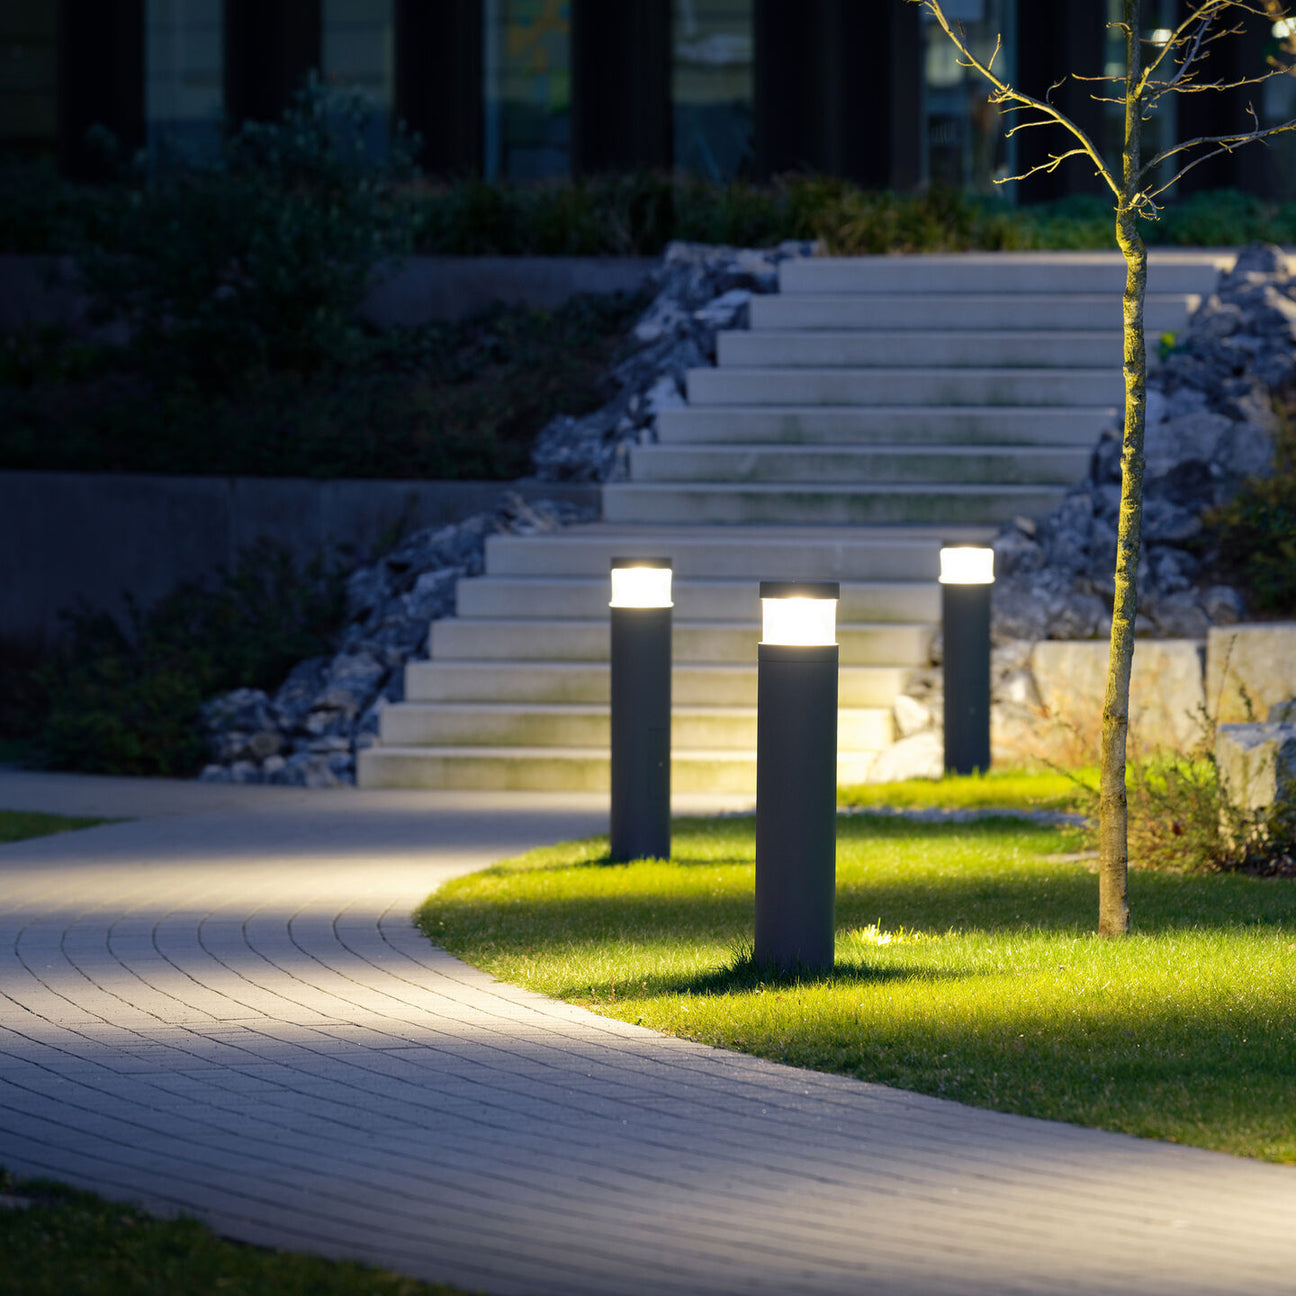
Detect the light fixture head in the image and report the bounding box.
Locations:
[610,557,673,608]
[939,546,995,586]
[759,581,839,646]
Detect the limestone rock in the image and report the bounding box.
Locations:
[1028,639,1208,757]
[1207,623,1296,723]
[866,730,944,783]
[1215,722,1296,814]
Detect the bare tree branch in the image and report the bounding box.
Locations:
[913,0,1120,198]
[1145,118,1296,198]
[1139,110,1296,177]
[999,148,1097,185]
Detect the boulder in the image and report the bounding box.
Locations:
[1029,639,1207,755]
[1206,623,1296,723]
[1214,722,1296,814]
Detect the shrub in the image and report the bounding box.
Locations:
[1201,391,1296,616]
[32,541,347,776]
[0,289,643,479]
[76,76,416,389]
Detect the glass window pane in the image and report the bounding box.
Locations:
[672,0,754,180]
[146,0,223,161]
[922,0,1015,193]
[1103,0,1177,193]
[322,0,394,155]
[483,0,572,181]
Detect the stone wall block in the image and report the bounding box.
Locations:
[1214,722,1296,814]
[1018,639,1207,760]
[1206,624,1296,723]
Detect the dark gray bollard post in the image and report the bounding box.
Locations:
[940,545,995,776]
[609,558,672,862]
[754,581,839,973]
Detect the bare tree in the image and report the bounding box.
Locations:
[913,0,1296,935]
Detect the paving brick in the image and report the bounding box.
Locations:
[4,773,1296,1295]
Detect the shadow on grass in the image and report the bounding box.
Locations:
[655,954,972,998]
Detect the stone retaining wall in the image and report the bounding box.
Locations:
[989,625,1296,765]
[0,471,599,646]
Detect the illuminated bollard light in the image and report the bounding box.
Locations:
[754,581,839,972]
[609,558,672,862]
[940,545,995,776]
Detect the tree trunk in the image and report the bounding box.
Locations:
[1098,0,1146,938]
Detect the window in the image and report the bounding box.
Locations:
[921,0,1015,193]
[483,0,572,180]
[1103,0,1177,193]
[672,0,754,180]
[146,0,223,160]
[322,0,394,155]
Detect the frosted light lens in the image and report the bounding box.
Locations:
[610,566,673,608]
[761,597,837,646]
[939,547,995,585]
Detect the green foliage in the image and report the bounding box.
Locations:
[32,541,346,777]
[1204,474,1296,615]
[422,811,1296,1162]
[0,290,642,479]
[14,154,1296,261]
[75,77,416,389]
[1202,393,1296,615]
[0,1172,473,1296]
[0,810,109,843]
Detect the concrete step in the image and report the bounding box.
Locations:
[749,292,1197,333]
[628,443,1089,486]
[455,575,938,622]
[428,617,934,666]
[379,701,893,752]
[654,405,1114,446]
[405,659,913,707]
[483,524,992,581]
[686,366,1124,407]
[603,481,1066,527]
[357,745,875,794]
[779,252,1229,296]
[718,330,1124,369]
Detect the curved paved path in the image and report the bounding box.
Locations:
[3,771,1296,1295]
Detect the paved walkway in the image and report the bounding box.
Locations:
[3,771,1296,1295]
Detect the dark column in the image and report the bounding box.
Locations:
[58,0,144,179]
[224,0,321,128]
[1176,10,1272,196]
[754,0,920,188]
[395,0,482,176]
[1015,0,1107,204]
[571,0,670,174]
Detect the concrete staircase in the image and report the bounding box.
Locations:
[358,251,1228,794]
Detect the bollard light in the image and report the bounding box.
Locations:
[609,558,672,862]
[939,545,994,776]
[754,581,839,972]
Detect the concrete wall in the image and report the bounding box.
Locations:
[0,471,599,645]
[0,255,656,335]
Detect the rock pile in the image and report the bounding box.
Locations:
[531,240,814,481]
[198,493,595,787]
[884,243,1295,774]
[993,243,1291,645]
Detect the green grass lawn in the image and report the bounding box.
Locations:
[0,1174,475,1296]
[419,795,1296,1164]
[0,809,110,844]
[839,766,1091,813]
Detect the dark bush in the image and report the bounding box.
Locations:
[33,541,346,777]
[1202,393,1296,616]
[0,289,643,479]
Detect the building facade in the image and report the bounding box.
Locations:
[2,0,1291,199]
